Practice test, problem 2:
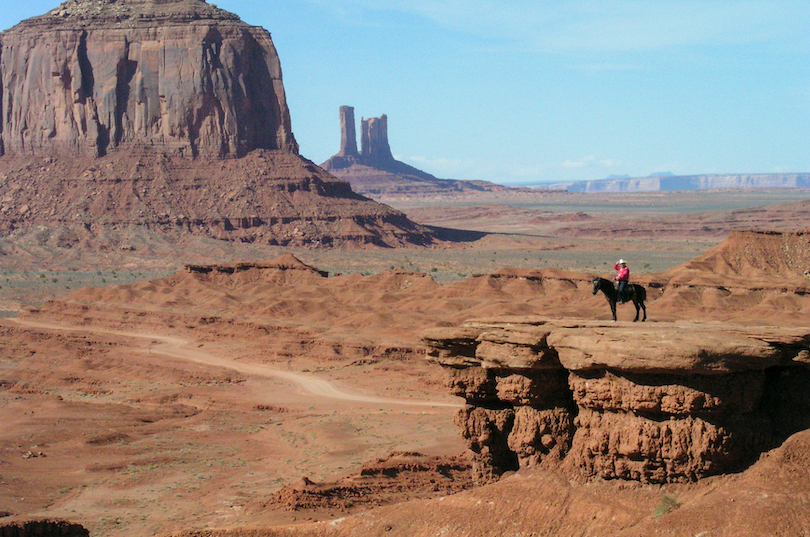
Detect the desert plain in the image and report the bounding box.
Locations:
[3,187,810,536]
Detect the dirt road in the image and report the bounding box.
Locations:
[11,318,462,408]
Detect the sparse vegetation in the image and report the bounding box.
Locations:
[653,494,680,517]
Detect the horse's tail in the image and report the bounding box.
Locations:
[636,284,647,302]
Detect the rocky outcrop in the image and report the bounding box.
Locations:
[424,317,810,484]
[260,451,472,512]
[323,107,401,172]
[0,0,296,159]
[360,115,393,165]
[338,106,358,158]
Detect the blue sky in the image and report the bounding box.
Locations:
[2,1,808,184]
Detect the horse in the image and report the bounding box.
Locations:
[592,277,647,322]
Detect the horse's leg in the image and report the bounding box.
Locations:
[633,300,640,322]
[610,299,617,322]
[641,301,647,322]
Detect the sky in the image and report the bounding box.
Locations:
[1,1,808,185]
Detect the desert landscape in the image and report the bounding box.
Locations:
[2,1,810,537]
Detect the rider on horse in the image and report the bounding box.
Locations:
[614,259,630,304]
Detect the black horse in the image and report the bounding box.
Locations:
[592,277,647,322]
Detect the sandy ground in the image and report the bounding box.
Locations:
[0,319,463,536]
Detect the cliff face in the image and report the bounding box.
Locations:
[424,317,810,484]
[0,0,297,159]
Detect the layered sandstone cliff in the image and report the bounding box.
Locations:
[0,0,296,159]
[424,317,810,484]
[0,1,434,247]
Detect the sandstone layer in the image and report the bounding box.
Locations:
[0,151,433,247]
[0,1,434,247]
[424,317,810,483]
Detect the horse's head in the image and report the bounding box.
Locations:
[592,277,601,295]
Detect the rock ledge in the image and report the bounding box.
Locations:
[424,317,810,483]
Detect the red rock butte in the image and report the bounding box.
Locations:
[0,0,433,247]
[0,0,297,159]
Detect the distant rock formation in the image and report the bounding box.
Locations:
[424,317,810,484]
[0,1,434,248]
[322,106,527,199]
[323,107,424,177]
[534,173,810,193]
[338,106,358,158]
[360,115,394,165]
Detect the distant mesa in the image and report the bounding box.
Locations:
[0,1,433,248]
[322,106,527,199]
[534,172,810,193]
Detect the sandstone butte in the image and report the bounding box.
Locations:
[0,0,433,247]
[321,105,528,200]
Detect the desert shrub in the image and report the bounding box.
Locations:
[653,494,680,517]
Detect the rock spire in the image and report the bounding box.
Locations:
[338,106,358,157]
[360,115,394,165]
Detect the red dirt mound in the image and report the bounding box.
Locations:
[659,229,810,286]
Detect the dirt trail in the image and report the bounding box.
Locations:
[11,319,462,408]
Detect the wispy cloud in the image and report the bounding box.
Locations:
[305,0,809,53]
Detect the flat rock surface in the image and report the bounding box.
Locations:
[428,317,808,374]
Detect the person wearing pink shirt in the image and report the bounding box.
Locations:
[614,259,630,303]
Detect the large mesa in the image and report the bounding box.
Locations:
[0,0,433,248]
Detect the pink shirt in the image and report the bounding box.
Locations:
[614,264,630,281]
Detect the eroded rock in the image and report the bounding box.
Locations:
[424,317,810,484]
